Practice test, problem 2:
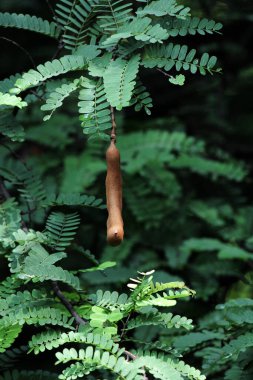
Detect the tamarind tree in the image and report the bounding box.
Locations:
[0,0,222,138]
[2,1,251,379]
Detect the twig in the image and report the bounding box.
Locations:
[110,106,117,143]
[157,68,170,78]
[30,89,44,101]
[124,350,137,361]
[52,280,86,326]
[0,36,36,68]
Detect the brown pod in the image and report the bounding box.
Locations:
[106,140,124,246]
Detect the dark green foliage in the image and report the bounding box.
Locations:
[55,0,99,50]
[0,0,252,379]
[45,212,81,251]
[0,13,61,38]
[142,43,219,75]
[172,299,253,378]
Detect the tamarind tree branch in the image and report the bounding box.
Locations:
[157,68,171,77]
[52,280,86,326]
[110,106,117,143]
[124,350,137,360]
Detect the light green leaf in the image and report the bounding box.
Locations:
[103,55,140,110]
[169,74,186,86]
[0,92,27,108]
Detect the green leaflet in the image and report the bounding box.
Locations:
[91,289,129,310]
[0,198,21,242]
[166,16,223,37]
[0,163,46,204]
[0,289,55,316]
[41,79,80,121]
[78,77,111,140]
[137,0,191,19]
[43,192,104,209]
[95,0,133,33]
[55,0,99,50]
[168,74,185,85]
[172,331,226,352]
[56,347,143,379]
[10,56,87,94]
[45,212,80,251]
[102,17,169,47]
[0,289,73,329]
[0,276,22,298]
[0,324,22,353]
[142,43,220,75]
[77,261,116,273]
[0,13,61,38]
[0,92,27,109]
[126,312,193,331]
[103,55,140,110]
[130,79,153,115]
[0,306,73,330]
[0,111,25,142]
[88,53,113,77]
[29,330,123,355]
[19,244,81,290]
[134,352,206,380]
[0,73,21,93]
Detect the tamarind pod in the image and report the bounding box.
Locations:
[106,140,124,246]
[107,215,124,246]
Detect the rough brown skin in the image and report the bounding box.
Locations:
[106,140,124,246]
